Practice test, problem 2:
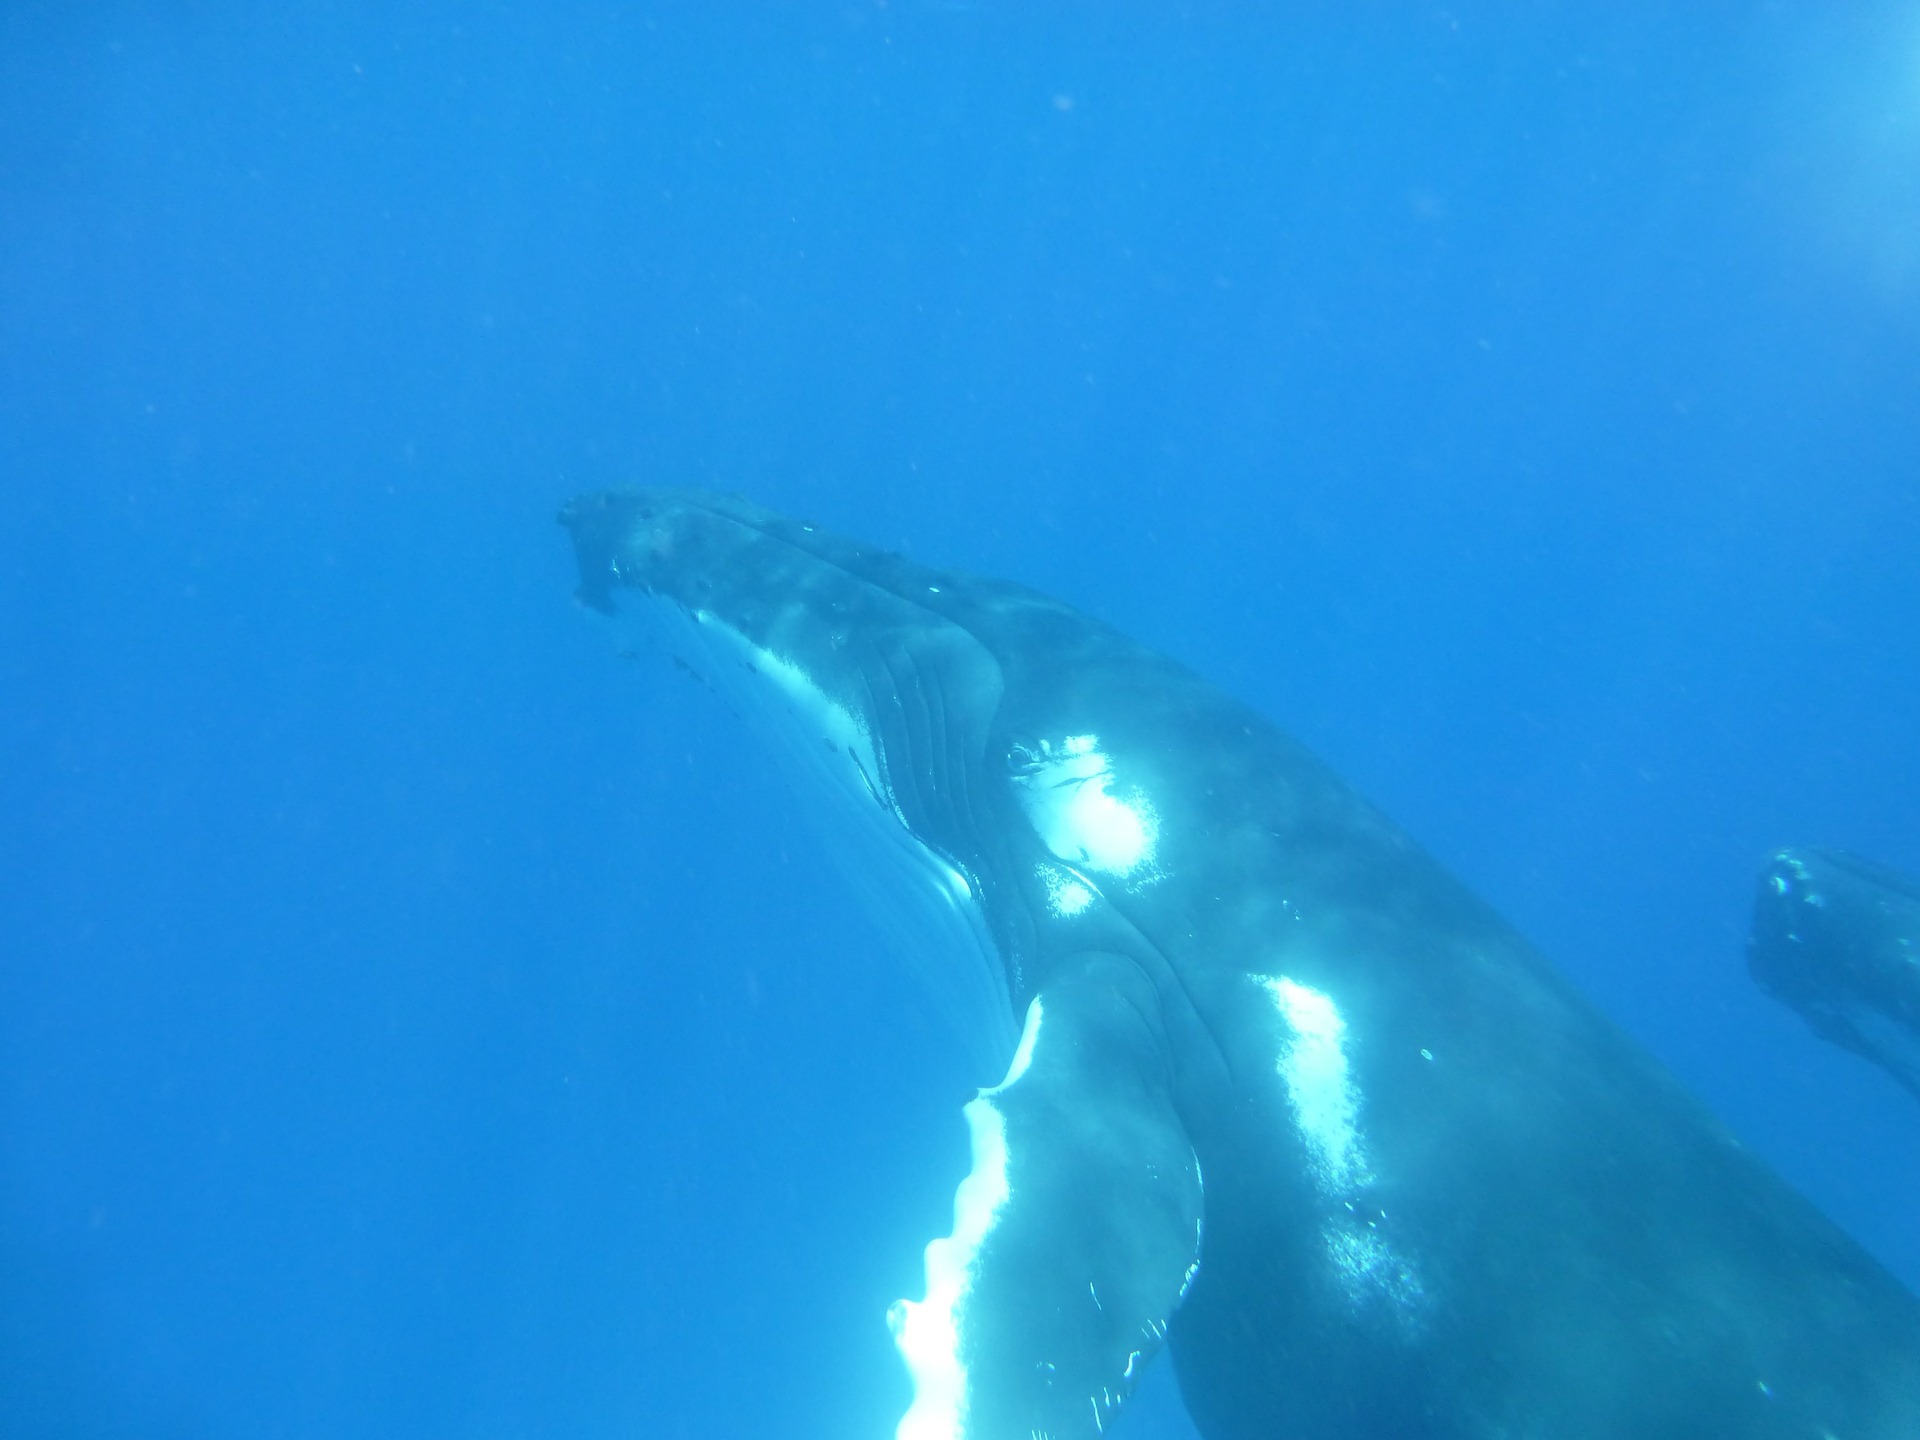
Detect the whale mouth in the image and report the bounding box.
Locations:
[562,490,1021,1083]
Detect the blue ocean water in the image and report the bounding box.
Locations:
[3,4,1917,1436]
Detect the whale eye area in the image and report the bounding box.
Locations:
[1003,736,1046,778]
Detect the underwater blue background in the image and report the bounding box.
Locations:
[4,3,1918,1436]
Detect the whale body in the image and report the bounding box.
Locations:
[1751,847,1920,1102]
[562,488,1920,1440]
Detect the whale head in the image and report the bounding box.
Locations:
[560,489,1184,1082]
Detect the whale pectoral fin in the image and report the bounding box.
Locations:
[890,954,1203,1440]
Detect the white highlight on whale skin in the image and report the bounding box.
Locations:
[1041,867,1095,918]
[1013,735,1159,880]
[1265,976,1424,1318]
[996,995,1044,1091]
[890,997,1046,1440]
[1266,978,1371,1192]
[697,609,887,809]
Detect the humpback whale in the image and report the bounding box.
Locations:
[561,489,1920,1440]
[1751,847,1920,1102]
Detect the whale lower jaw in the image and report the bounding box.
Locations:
[607,589,1018,1085]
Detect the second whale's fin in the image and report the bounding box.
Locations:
[889,953,1204,1440]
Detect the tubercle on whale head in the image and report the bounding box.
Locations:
[559,487,870,630]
